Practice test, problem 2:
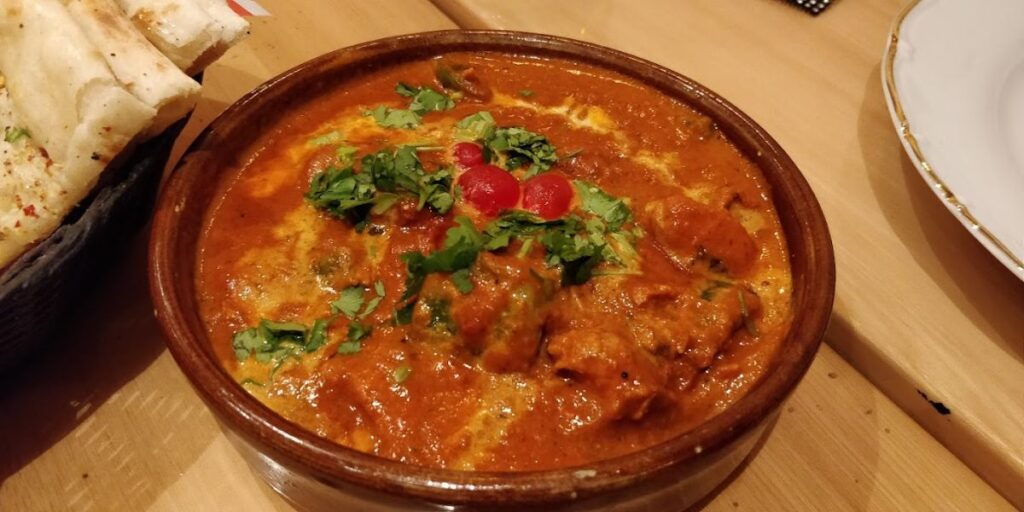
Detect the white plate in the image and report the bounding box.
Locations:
[882,0,1024,280]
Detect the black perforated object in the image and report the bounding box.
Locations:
[787,0,834,15]
[0,118,186,374]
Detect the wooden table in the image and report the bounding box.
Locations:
[0,1,1018,510]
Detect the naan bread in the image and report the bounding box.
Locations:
[0,0,155,267]
[0,86,71,268]
[61,0,202,137]
[194,0,249,47]
[0,0,245,267]
[115,0,247,74]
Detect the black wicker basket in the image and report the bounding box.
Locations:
[0,118,187,374]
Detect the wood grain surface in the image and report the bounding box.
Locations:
[0,0,1017,510]
[429,0,1024,506]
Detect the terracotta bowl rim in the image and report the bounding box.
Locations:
[149,29,835,505]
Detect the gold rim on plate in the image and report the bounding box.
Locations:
[882,0,1024,275]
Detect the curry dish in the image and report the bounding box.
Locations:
[196,53,793,471]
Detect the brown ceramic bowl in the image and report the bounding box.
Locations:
[150,31,835,511]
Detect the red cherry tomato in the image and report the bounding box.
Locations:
[457,165,520,216]
[452,142,484,168]
[522,173,574,220]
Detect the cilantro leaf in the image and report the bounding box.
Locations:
[3,127,29,143]
[337,322,372,355]
[485,127,558,177]
[335,145,358,166]
[395,82,418,97]
[454,111,496,141]
[451,268,474,294]
[366,105,420,129]
[482,211,554,251]
[306,319,328,352]
[361,280,386,318]
[307,146,454,227]
[260,320,306,338]
[399,216,484,304]
[332,286,365,319]
[368,84,454,130]
[518,89,534,97]
[573,180,632,231]
[397,83,455,115]
[362,146,453,215]
[539,218,608,285]
[399,252,429,303]
[333,281,386,321]
[336,341,362,355]
[305,166,377,227]
[232,319,319,363]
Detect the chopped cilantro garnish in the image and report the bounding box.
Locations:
[479,209,635,286]
[335,145,358,166]
[539,216,607,285]
[3,127,29,143]
[486,127,558,177]
[367,83,455,129]
[305,167,379,228]
[332,285,366,319]
[307,146,453,228]
[398,216,485,314]
[362,146,454,214]
[336,341,362,355]
[453,113,558,176]
[337,322,372,355]
[362,280,386,318]
[369,193,400,215]
[232,319,320,363]
[451,268,474,294]
[516,238,535,258]
[482,211,553,251]
[333,281,386,320]
[574,180,632,231]
[306,319,329,352]
[395,82,455,115]
[454,111,496,141]
[366,105,421,129]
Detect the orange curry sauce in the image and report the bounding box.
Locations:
[196,53,792,471]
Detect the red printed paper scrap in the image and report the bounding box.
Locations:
[228,0,270,16]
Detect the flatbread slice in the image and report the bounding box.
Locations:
[114,0,223,73]
[194,0,249,47]
[0,0,155,267]
[61,0,202,137]
[0,86,71,269]
[188,0,250,72]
